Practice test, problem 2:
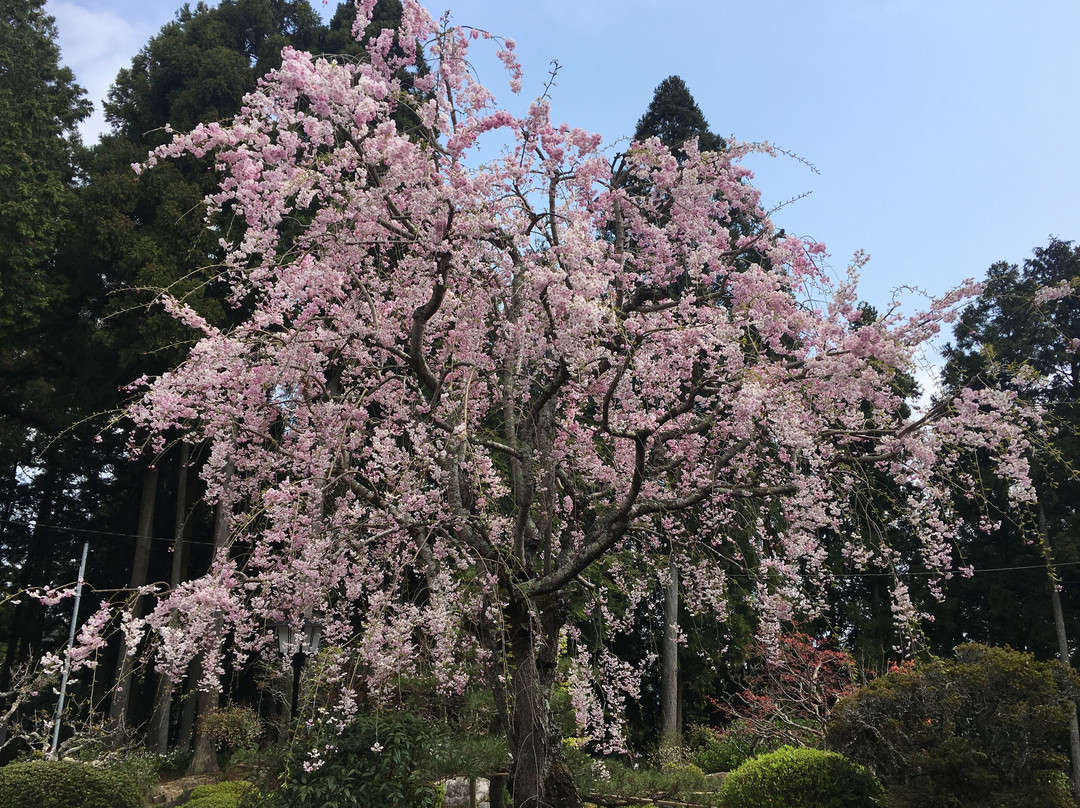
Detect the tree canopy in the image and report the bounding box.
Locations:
[633,75,725,156]
[931,239,1080,658]
[73,4,1043,805]
[5,1,1066,803]
[0,0,90,331]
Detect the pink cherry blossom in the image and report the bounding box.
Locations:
[51,3,1044,803]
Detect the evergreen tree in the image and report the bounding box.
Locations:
[78,0,330,743]
[0,0,96,690]
[0,0,90,331]
[934,238,1080,659]
[105,0,323,140]
[633,75,725,157]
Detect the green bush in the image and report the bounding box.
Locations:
[0,760,142,808]
[157,746,194,777]
[279,711,447,808]
[431,733,510,780]
[716,746,883,808]
[572,755,713,804]
[203,704,262,754]
[826,644,1078,808]
[107,750,161,799]
[694,734,750,775]
[187,779,259,808]
[688,720,783,774]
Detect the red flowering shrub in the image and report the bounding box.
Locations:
[711,631,858,749]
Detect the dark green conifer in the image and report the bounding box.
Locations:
[634,75,725,156]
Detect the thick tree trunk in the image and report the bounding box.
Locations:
[109,464,158,731]
[176,667,199,749]
[186,460,232,776]
[148,443,190,752]
[660,558,680,744]
[186,681,220,775]
[506,597,580,808]
[1038,500,1080,802]
[146,664,173,754]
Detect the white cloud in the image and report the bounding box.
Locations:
[47,1,148,142]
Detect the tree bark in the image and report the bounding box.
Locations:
[176,665,199,749]
[1038,500,1080,803]
[109,464,158,731]
[186,681,220,775]
[506,596,581,808]
[660,558,680,745]
[186,456,232,776]
[1,465,61,690]
[148,442,190,753]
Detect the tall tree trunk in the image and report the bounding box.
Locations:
[506,596,580,808]
[187,457,232,776]
[176,663,199,749]
[148,443,190,753]
[659,558,680,745]
[187,682,221,775]
[1038,500,1080,802]
[109,464,158,731]
[1,465,61,689]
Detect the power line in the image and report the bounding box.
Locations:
[835,560,1080,579]
[7,517,1080,582]
[0,517,219,547]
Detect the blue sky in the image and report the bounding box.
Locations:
[47,0,1080,376]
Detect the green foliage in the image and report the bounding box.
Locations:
[651,738,691,769]
[932,239,1080,659]
[104,751,161,798]
[634,75,725,155]
[568,749,713,805]
[187,780,259,808]
[0,0,90,331]
[203,704,263,754]
[104,0,323,138]
[716,746,883,808]
[432,734,510,780]
[690,727,758,774]
[279,711,447,808]
[0,760,142,808]
[826,644,1078,807]
[157,746,195,777]
[684,721,788,774]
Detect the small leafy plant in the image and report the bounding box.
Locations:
[280,711,447,808]
[202,704,262,755]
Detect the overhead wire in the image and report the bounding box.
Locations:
[6,517,1080,581]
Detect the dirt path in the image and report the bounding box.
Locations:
[150,773,220,805]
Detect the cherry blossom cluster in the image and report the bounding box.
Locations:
[74,0,1044,751]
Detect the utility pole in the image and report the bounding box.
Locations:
[49,540,89,759]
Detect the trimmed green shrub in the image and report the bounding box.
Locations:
[0,760,142,808]
[187,779,259,808]
[279,711,447,808]
[826,644,1078,808]
[716,746,883,808]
